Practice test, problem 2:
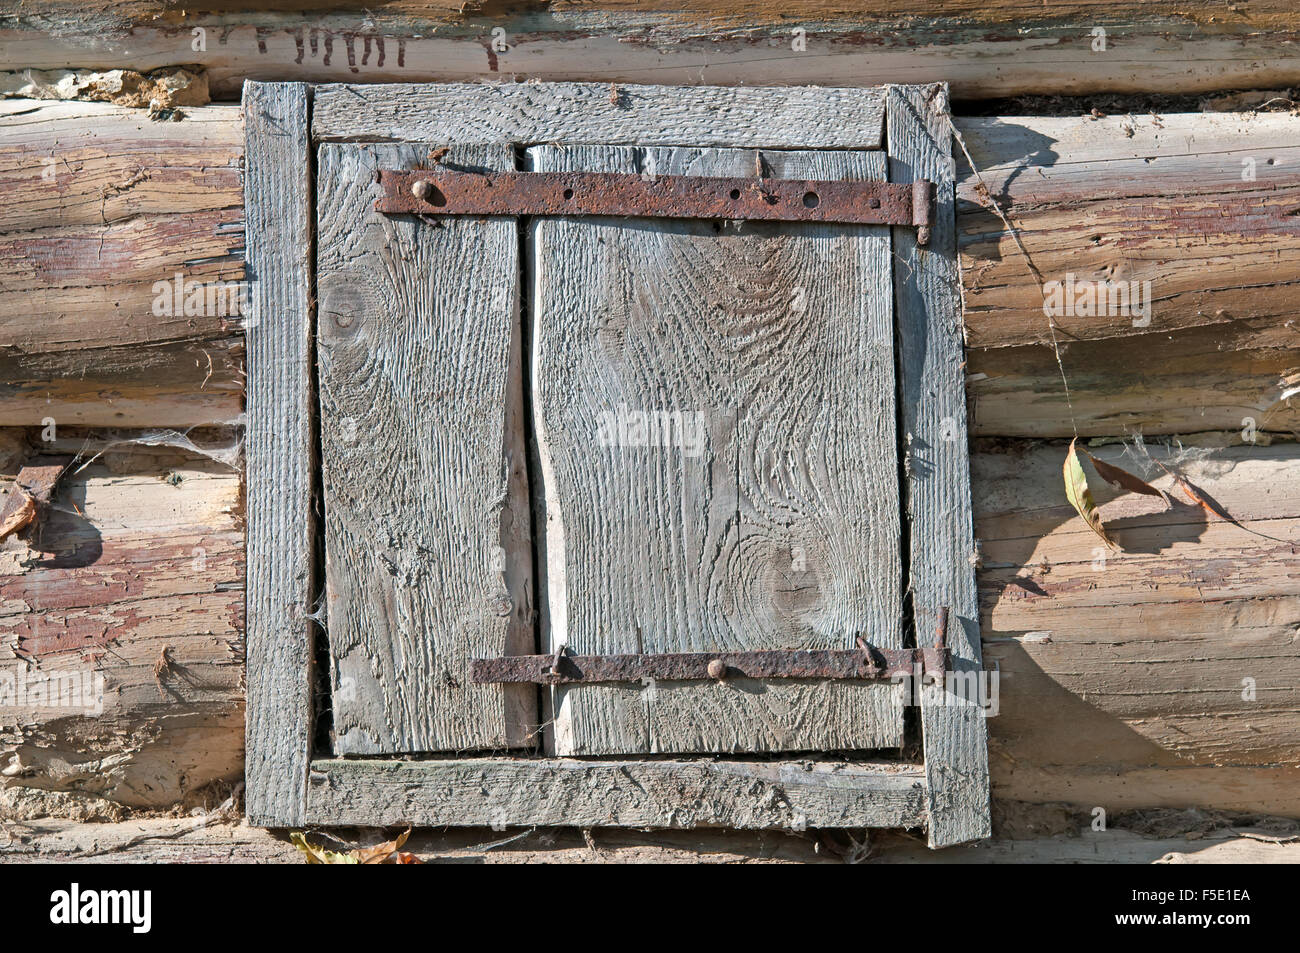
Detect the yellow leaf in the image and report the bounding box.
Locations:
[1064,438,1116,550]
[291,831,360,864]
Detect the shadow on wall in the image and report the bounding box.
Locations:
[972,440,1300,818]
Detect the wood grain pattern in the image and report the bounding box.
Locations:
[0,99,245,428]
[888,84,991,847]
[17,0,1300,28]
[954,112,1300,439]
[9,15,1300,101]
[0,445,244,811]
[313,82,885,148]
[530,144,903,756]
[316,142,534,754]
[306,758,927,829]
[974,441,1300,776]
[242,81,314,827]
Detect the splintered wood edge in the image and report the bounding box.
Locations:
[243,81,316,827]
[305,759,928,830]
[887,83,992,848]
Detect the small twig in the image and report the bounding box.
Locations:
[1227,828,1300,845]
[463,827,537,853]
[153,645,175,699]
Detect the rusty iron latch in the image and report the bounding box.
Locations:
[376,169,936,244]
[471,633,949,686]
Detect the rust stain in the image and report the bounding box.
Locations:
[471,645,942,684]
[381,168,931,234]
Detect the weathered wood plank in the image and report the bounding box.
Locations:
[306,758,927,829]
[313,82,885,147]
[957,114,1300,350]
[0,100,242,231]
[242,81,313,827]
[0,447,244,812]
[530,144,903,756]
[9,816,1300,864]
[889,84,991,847]
[955,113,1300,439]
[6,14,1300,100]
[316,142,534,754]
[0,99,245,428]
[973,441,1300,773]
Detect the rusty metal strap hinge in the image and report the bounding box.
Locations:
[471,644,947,686]
[376,169,936,244]
[472,609,952,686]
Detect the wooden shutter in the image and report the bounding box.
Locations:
[245,81,990,845]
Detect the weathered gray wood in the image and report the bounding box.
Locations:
[243,81,314,827]
[306,758,927,829]
[313,82,884,148]
[530,145,903,756]
[316,142,535,754]
[888,84,991,847]
[11,14,1300,102]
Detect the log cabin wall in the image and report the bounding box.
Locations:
[1,1,1298,825]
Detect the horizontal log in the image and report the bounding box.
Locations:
[991,764,1300,818]
[956,113,1300,438]
[0,211,243,349]
[0,338,244,429]
[0,442,244,811]
[3,14,1300,100]
[973,441,1300,781]
[0,100,240,231]
[968,318,1300,439]
[957,114,1300,350]
[0,100,244,427]
[305,758,928,829]
[11,1,1300,28]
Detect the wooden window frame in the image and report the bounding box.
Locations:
[243,80,989,847]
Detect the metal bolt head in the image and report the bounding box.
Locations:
[707,659,726,680]
[411,179,434,202]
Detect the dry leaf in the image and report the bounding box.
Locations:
[291,832,359,864]
[291,828,420,864]
[353,828,411,864]
[1064,438,1116,550]
[1083,450,1170,505]
[1152,459,1291,544]
[0,490,36,542]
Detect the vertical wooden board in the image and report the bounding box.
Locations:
[888,84,992,846]
[243,82,314,826]
[530,145,903,756]
[316,142,535,754]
